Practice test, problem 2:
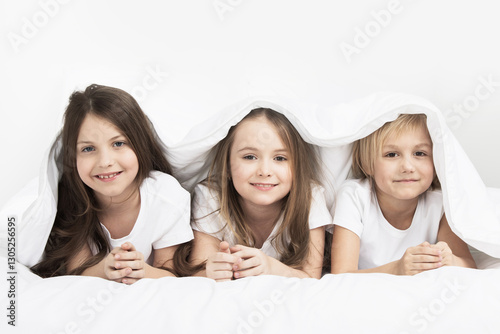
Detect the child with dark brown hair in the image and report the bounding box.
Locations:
[32,84,193,283]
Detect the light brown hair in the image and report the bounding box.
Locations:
[196,108,322,267]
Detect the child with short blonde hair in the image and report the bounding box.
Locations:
[331,114,475,275]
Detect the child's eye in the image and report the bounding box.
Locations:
[274,156,287,162]
[415,151,427,157]
[113,141,126,148]
[81,146,94,153]
[243,155,256,160]
[385,152,398,158]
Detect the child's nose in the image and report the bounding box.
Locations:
[401,157,415,172]
[257,160,271,177]
[98,149,114,168]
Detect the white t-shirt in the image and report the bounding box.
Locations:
[332,179,443,270]
[98,171,194,265]
[191,183,332,259]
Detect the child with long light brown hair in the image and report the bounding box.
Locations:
[190,108,332,281]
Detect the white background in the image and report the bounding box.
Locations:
[1,0,499,208]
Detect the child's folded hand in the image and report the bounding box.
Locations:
[115,242,145,284]
[430,241,455,267]
[230,245,272,279]
[103,246,132,282]
[398,242,442,275]
[206,241,239,282]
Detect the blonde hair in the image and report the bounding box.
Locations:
[199,108,321,267]
[351,113,440,189]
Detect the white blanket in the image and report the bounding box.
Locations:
[1,92,500,333]
[6,255,500,333]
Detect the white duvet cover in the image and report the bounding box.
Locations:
[1,92,499,333]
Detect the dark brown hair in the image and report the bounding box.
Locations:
[31,84,181,277]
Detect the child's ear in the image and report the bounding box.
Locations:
[431,168,441,190]
[361,164,372,178]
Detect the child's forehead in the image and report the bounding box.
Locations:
[81,113,115,127]
[232,117,288,150]
[78,114,123,139]
[382,125,432,146]
[237,114,273,128]
[235,117,278,138]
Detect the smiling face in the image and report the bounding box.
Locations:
[229,115,292,211]
[76,113,139,205]
[372,125,435,207]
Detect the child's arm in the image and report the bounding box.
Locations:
[434,215,476,269]
[189,230,240,281]
[331,225,361,273]
[230,226,325,279]
[331,225,443,275]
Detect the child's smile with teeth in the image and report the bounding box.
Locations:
[76,113,139,203]
[97,172,121,179]
[229,115,292,208]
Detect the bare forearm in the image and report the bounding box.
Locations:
[80,258,108,279]
[192,269,207,277]
[145,263,176,278]
[452,255,477,269]
[333,260,400,275]
[268,257,321,279]
[188,256,208,277]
